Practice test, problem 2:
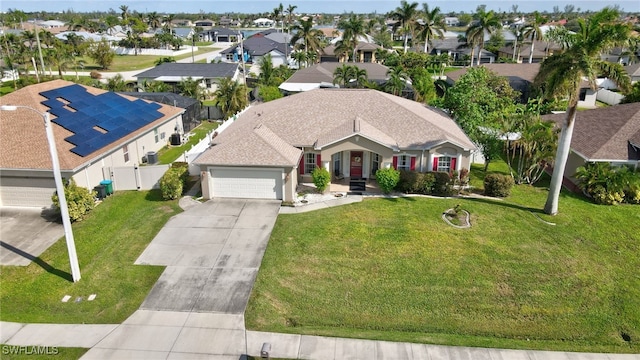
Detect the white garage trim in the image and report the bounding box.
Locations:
[209,167,284,200]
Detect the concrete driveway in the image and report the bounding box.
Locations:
[0,207,63,266]
[135,198,281,314]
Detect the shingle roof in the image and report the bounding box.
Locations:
[625,63,640,77]
[196,89,475,167]
[447,63,541,83]
[0,80,183,171]
[134,63,238,79]
[282,62,390,86]
[220,36,290,56]
[541,102,640,161]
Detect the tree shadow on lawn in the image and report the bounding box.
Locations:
[0,241,73,282]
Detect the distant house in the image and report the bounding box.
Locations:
[253,18,275,28]
[444,17,460,26]
[0,80,184,207]
[195,19,215,27]
[498,40,562,64]
[220,35,292,66]
[446,63,598,108]
[626,63,640,83]
[199,27,241,43]
[193,89,476,201]
[279,62,392,93]
[55,31,119,43]
[541,102,640,188]
[134,63,240,93]
[321,41,385,63]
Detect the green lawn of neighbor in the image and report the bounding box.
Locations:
[0,190,181,324]
[246,162,640,353]
[157,121,218,164]
[77,48,219,73]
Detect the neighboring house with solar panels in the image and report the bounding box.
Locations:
[134,63,240,94]
[0,80,185,207]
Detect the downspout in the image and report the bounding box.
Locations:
[420,149,425,172]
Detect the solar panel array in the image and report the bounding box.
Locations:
[39,84,163,157]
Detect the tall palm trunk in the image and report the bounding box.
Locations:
[529,40,535,64]
[544,94,578,215]
[512,41,517,61]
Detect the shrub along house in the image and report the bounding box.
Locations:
[0,80,184,207]
[193,88,476,201]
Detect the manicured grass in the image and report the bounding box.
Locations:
[246,162,640,353]
[76,48,219,73]
[0,346,87,360]
[0,190,181,324]
[157,121,218,164]
[0,85,14,95]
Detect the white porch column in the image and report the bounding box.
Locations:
[457,154,462,171]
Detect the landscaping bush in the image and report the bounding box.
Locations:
[375,168,400,194]
[433,171,455,196]
[159,167,185,200]
[575,162,640,205]
[484,173,515,197]
[398,171,437,194]
[90,70,102,79]
[51,178,96,222]
[311,166,331,193]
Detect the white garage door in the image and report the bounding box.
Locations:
[211,167,283,200]
[0,176,56,207]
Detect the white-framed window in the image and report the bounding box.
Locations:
[437,156,453,172]
[304,152,316,174]
[123,144,129,163]
[154,128,159,143]
[371,153,380,175]
[397,155,411,171]
[332,153,341,176]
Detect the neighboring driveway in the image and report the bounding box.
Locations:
[0,207,63,266]
[135,198,281,314]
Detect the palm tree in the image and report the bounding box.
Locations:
[384,66,408,96]
[465,8,501,66]
[214,78,249,119]
[291,50,307,68]
[535,8,631,215]
[286,4,297,33]
[510,27,525,62]
[106,74,128,91]
[272,3,283,31]
[119,5,129,23]
[337,14,366,63]
[392,0,419,53]
[147,12,162,31]
[163,14,176,35]
[290,18,323,61]
[178,76,204,100]
[333,64,355,87]
[522,11,547,64]
[418,4,446,54]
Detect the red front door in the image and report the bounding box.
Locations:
[350,151,363,178]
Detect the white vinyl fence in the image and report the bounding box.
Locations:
[596,89,625,105]
[106,164,170,191]
[183,106,251,175]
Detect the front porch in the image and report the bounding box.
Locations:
[296,177,381,195]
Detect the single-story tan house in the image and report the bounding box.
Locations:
[542,102,640,188]
[194,89,476,201]
[0,80,184,207]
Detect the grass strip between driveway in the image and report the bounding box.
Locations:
[246,164,640,353]
[0,190,181,324]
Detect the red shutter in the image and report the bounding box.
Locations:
[316,154,322,169]
[432,157,438,172]
[410,157,416,171]
[299,154,304,174]
[392,156,398,170]
[450,157,457,172]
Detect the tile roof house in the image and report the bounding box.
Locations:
[0,80,184,207]
[541,102,640,187]
[446,63,598,107]
[134,63,240,93]
[279,62,391,92]
[193,89,476,201]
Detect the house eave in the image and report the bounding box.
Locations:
[314,133,399,152]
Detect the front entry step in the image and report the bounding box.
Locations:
[349,180,366,191]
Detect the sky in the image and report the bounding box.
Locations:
[1,0,638,15]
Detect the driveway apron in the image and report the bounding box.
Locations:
[135,198,281,314]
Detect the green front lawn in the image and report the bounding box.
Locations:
[76,48,218,73]
[246,164,640,353]
[0,190,181,324]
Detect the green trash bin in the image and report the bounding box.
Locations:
[100,180,113,195]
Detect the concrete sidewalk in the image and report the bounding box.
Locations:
[2,316,638,359]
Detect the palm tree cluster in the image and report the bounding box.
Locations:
[332,64,368,88]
